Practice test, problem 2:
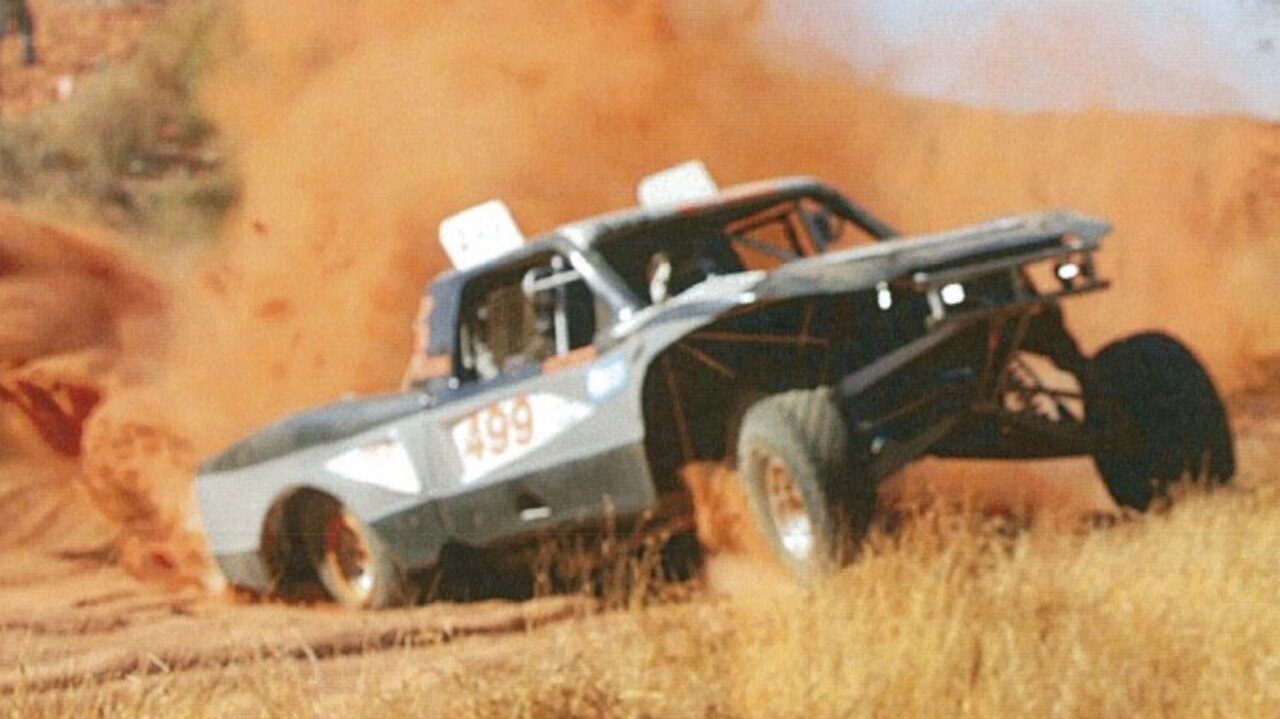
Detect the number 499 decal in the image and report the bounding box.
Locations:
[450,393,591,484]
[462,395,533,460]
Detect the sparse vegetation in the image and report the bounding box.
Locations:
[0,0,235,244]
[6,452,1279,717]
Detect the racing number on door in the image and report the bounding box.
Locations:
[463,395,534,461]
[451,392,593,484]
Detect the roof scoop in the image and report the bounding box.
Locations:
[636,160,719,209]
[439,199,526,270]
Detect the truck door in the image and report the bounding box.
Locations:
[437,251,654,547]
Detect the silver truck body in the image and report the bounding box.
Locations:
[197,176,1120,595]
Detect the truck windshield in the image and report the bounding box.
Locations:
[597,198,868,307]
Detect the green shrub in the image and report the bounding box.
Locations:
[0,0,236,245]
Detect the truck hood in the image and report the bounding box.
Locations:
[627,210,1109,332]
[199,392,430,475]
[755,210,1110,298]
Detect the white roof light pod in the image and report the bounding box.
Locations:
[636,160,719,209]
[439,199,526,270]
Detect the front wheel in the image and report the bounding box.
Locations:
[735,388,872,583]
[1085,332,1235,510]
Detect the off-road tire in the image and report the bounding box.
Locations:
[300,495,408,609]
[736,387,871,583]
[1085,332,1235,510]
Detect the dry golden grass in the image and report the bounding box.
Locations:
[7,431,1279,719]
[445,474,1280,718]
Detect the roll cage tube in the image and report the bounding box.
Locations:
[809,186,898,241]
[672,181,897,242]
[593,197,887,310]
[421,186,898,386]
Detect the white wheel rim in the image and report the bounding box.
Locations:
[758,452,815,561]
[324,510,375,603]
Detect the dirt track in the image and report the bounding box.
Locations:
[1,400,1276,702]
[0,553,587,696]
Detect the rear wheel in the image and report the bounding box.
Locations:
[1085,332,1234,510]
[736,388,872,583]
[300,495,407,609]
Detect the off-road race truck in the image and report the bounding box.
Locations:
[196,162,1235,609]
